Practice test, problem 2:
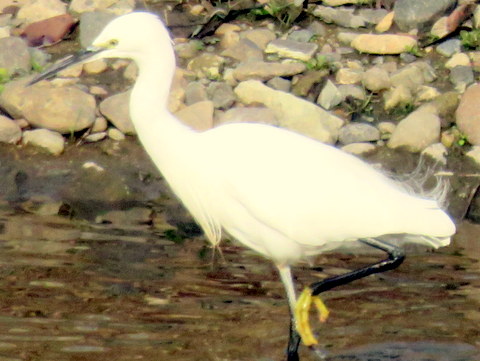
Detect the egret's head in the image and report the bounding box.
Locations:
[90,12,172,61]
[29,12,173,85]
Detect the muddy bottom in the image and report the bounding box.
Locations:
[0,208,478,361]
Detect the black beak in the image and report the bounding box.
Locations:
[28,48,104,86]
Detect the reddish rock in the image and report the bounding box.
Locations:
[21,14,76,46]
[2,5,19,16]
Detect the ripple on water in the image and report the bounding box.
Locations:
[61,345,107,353]
[0,212,478,360]
[328,342,479,361]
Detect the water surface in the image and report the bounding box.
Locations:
[0,208,478,361]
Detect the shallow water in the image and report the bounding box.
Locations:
[0,207,478,361]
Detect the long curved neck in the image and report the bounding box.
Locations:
[128,46,195,170]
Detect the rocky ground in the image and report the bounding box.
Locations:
[0,0,479,224]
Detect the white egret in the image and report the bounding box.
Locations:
[29,12,456,361]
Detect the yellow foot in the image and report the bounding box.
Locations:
[294,287,330,347]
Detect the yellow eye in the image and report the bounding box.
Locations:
[109,39,119,47]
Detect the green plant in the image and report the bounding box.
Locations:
[425,33,439,45]
[0,68,10,83]
[457,133,468,146]
[303,55,331,71]
[0,68,10,93]
[192,40,205,51]
[31,59,44,73]
[389,101,415,117]
[250,0,302,26]
[460,29,480,49]
[250,7,270,16]
[405,44,424,57]
[344,93,374,116]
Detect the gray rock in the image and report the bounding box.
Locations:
[317,80,342,110]
[313,5,367,28]
[465,146,480,166]
[415,85,440,102]
[83,59,108,74]
[175,100,214,131]
[412,61,436,82]
[362,66,391,92]
[337,32,359,45]
[107,127,126,141]
[78,11,117,48]
[430,16,450,40]
[29,47,51,70]
[16,0,67,24]
[241,28,276,50]
[70,0,134,15]
[265,39,318,61]
[175,41,201,59]
[420,91,459,120]
[0,14,11,27]
[421,142,447,165]
[187,53,225,79]
[399,52,417,63]
[185,81,208,105]
[358,8,389,24]
[449,65,474,92]
[388,108,440,152]
[217,25,241,50]
[377,121,396,136]
[445,53,470,69]
[207,82,235,109]
[23,129,65,155]
[168,72,187,113]
[456,83,480,145]
[0,37,30,75]
[335,68,363,85]
[1,79,96,133]
[266,77,291,92]
[436,39,462,57]
[233,61,306,81]
[216,107,278,126]
[338,84,366,101]
[390,62,435,91]
[84,132,107,142]
[221,38,263,62]
[99,90,135,134]
[235,80,344,143]
[319,46,343,63]
[92,116,107,132]
[393,0,455,31]
[307,21,327,38]
[341,142,376,155]
[383,84,413,110]
[291,70,328,97]
[475,5,480,29]
[468,51,480,72]
[288,29,314,43]
[0,115,21,144]
[339,123,380,145]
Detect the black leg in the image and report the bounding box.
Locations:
[286,238,405,360]
[287,318,301,361]
[311,238,405,296]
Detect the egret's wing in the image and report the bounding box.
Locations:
[202,123,454,248]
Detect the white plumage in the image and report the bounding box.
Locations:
[30,11,456,357]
